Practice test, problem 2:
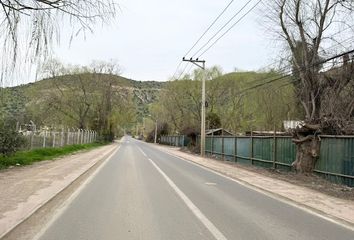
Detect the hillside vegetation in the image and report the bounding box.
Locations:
[1,68,302,140]
[147,69,302,136]
[0,73,165,139]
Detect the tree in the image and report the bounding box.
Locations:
[154,69,298,135]
[0,0,117,84]
[265,0,354,172]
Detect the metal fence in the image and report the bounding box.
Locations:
[205,135,354,187]
[160,135,189,147]
[20,129,98,150]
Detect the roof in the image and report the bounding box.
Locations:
[206,128,234,136]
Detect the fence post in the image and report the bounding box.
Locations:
[77,129,80,144]
[43,130,46,148]
[67,129,70,145]
[61,129,64,147]
[30,132,34,150]
[273,125,277,169]
[234,136,237,163]
[250,127,254,165]
[53,132,56,147]
[222,136,225,161]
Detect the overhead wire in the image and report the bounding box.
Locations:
[175,0,259,80]
[235,49,354,95]
[198,0,263,58]
[172,0,236,80]
[190,0,255,58]
[183,0,235,58]
[238,36,354,88]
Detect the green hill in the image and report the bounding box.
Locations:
[1,73,166,128]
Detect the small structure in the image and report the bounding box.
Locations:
[206,128,234,136]
[245,130,289,136]
[283,120,304,131]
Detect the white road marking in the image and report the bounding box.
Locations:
[33,145,121,240]
[155,148,354,232]
[140,153,228,240]
[138,147,147,157]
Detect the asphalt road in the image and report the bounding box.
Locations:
[36,137,354,240]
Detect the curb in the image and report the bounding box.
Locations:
[0,143,119,239]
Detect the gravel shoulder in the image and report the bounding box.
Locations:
[0,143,118,239]
[152,144,354,228]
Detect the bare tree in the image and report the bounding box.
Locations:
[0,0,117,84]
[264,0,354,172]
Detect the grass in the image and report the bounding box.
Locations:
[0,142,108,170]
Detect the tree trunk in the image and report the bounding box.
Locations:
[292,134,320,173]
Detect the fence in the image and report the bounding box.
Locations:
[205,135,354,187]
[21,129,98,150]
[160,135,189,147]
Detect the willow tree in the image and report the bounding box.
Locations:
[0,0,117,84]
[265,0,354,172]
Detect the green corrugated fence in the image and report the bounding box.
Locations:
[205,135,354,187]
[160,135,186,147]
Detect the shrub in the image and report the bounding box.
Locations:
[0,120,26,156]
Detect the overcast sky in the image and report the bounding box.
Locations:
[51,0,275,82]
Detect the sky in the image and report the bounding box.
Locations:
[51,0,277,82]
[34,0,276,83]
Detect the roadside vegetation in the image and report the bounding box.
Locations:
[0,143,107,170]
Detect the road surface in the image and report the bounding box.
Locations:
[37,137,354,240]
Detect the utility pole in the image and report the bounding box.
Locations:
[182,57,206,157]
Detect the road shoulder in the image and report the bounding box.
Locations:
[0,143,118,239]
[151,143,354,229]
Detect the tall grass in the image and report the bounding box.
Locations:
[0,143,107,170]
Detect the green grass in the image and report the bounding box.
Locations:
[0,142,108,170]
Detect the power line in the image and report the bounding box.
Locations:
[235,49,354,95]
[258,35,354,73]
[173,0,236,79]
[183,0,235,58]
[198,0,262,58]
[190,0,254,58]
[172,61,183,79]
[176,62,192,80]
[241,37,354,88]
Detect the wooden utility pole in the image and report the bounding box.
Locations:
[182,57,206,157]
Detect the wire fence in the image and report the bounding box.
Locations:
[20,129,98,150]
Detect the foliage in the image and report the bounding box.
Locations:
[1,60,165,141]
[0,142,107,170]
[145,122,169,143]
[263,0,354,173]
[206,112,222,129]
[264,0,354,134]
[0,119,26,156]
[152,70,301,135]
[0,0,117,85]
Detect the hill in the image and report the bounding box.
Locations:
[1,73,166,125]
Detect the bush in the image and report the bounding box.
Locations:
[0,120,26,156]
